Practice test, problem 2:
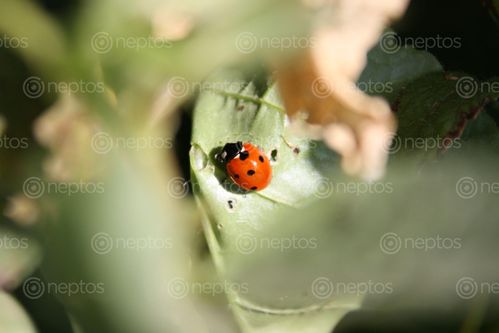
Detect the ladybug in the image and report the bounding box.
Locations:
[217,141,272,191]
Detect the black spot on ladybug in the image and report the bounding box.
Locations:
[293,147,300,154]
[234,174,240,179]
[259,155,264,163]
[228,200,234,209]
[247,169,255,176]
[251,186,257,190]
[271,149,278,162]
[239,151,249,161]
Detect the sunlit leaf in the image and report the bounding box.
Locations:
[190,73,353,332]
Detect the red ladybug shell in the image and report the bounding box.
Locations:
[224,143,272,191]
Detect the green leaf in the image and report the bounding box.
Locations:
[0,0,67,78]
[358,36,443,103]
[191,72,337,208]
[393,73,499,155]
[0,227,41,289]
[460,112,499,152]
[226,152,499,313]
[190,72,352,333]
[78,0,312,92]
[39,147,211,333]
[231,304,358,333]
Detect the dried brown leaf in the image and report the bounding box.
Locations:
[277,0,409,180]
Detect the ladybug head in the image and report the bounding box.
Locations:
[217,141,243,164]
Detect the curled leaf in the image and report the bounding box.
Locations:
[276,0,410,180]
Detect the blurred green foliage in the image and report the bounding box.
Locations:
[0,0,498,333]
